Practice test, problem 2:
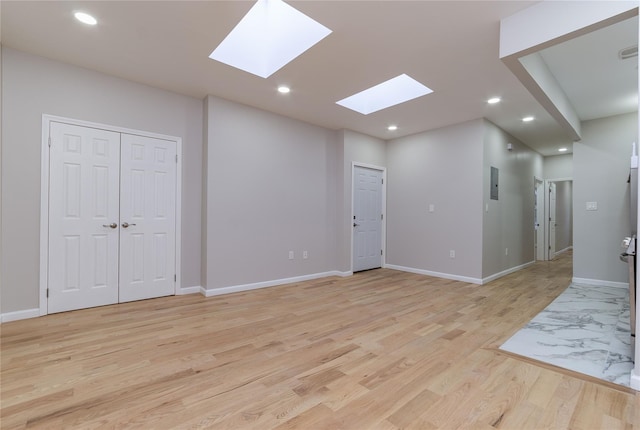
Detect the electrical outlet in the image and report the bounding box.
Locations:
[586,201,598,211]
[303,250,308,259]
[449,250,455,258]
[428,204,435,213]
[289,251,294,260]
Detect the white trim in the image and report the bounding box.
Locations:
[553,246,573,258]
[39,117,51,316]
[1,308,40,323]
[572,277,629,289]
[202,271,351,297]
[630,369,640,391]
[385,264,482,285]
[546,177,573,183]
[177,286,201,295]
[351,162,387,272]
[534,176,545,262]
[482,261,535,284]
[40,114,183,315]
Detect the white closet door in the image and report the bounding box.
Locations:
[353,166,383,272]
[48,122,121,313]
[119,134,177,302]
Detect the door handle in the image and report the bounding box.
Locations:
[102,223,118,229]
[353,223,360,227]
[122,222,137,228]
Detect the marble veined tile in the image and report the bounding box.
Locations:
[500,283,632,387]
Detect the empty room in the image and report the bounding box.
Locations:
[1,1,639,428]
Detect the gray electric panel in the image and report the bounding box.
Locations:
[490,167,499,200]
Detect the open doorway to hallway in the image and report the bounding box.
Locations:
[535,178,573,261]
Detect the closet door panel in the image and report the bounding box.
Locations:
[119,134,177,302]
[48,122,121,313]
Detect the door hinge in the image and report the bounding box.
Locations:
[381,178,384,184]
[48,137,52,147]
[174,274,177,282]
[381,214,384,220]
[175,154,178,163]
[381,249,383,255]
[46,288,49,298]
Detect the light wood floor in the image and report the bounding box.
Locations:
[2,252,638,429]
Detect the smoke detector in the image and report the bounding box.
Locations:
[619,45,638,60]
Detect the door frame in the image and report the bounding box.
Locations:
[350,162,387,272]
[39,115,183,316]
[544,177,572,261]
[534,176,545,261]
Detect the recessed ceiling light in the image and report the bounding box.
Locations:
[522,116,535,122]
[336,74,433,115]
[277,86,291,94]
[209,0,332,78]
[487,97,501,104]
[387,125,398,131]
[558,147,568,152]
[74,12,97,25]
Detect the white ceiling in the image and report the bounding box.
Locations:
[1,1,637,156]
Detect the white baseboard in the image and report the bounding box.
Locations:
[554,246,573,258]
[334,271,353,277]
[176,285,201,295]
[630,368,640,391]
[1,308,40,323]
[384,264,482,285]
[482,261,535,285]
[202,271,351,297]
[572,277,629,289]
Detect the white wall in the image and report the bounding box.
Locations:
[203,96,341,291]
[482,120,544,278]
[386,119,484,281]
[573,112,638,285]
[1,48,204,313]
[544,154,573,179]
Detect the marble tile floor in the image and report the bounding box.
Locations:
[500,282,634,387]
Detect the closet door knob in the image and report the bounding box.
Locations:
[122,222,137,228]
[102,223,117,229]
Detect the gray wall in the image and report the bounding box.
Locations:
[1,48,204,313]
[203,96,341,290]
[573,112,638,284]
[386,119,484,280]
[544,153,573,179]
[482,120,544,278]
[555,180,573,253]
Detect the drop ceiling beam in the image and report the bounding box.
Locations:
[499,1,638,142]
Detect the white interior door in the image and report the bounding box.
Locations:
[353,166,383,272]
[119,134,177,302]
[48,122,121,313]
[548,182,557,260]
[535,179,545,261]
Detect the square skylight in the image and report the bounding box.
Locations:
[209,0,332,78]
[336,74,433,115]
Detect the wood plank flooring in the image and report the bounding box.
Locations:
[2,252,638,429]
